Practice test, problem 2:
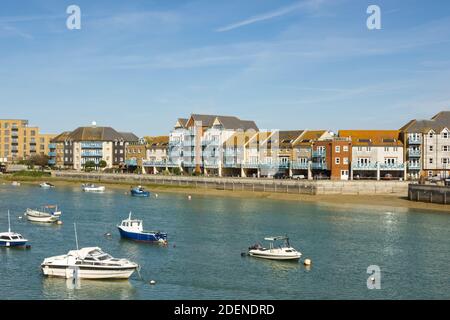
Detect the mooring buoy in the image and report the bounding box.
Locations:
[304,259,312,266]
[149,280,156,285]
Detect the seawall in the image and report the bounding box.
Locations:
[51,171,409,196]
[408,184,450,204]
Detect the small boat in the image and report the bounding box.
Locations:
[81,183,105,192]
[25,205,61,223]
[248,236,302,261]
[41,247,139,279]
[117,212,167,243]
[40,182,55,188]
[130,186,150,197]
[0,210,28,247]
[11,181,21,187]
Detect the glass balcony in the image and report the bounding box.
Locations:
[312,150,326,157]
[48,143,57,149]
[352,163,377,170]
[408,136,422,144]
[81,151,103,157]
[312,162,327,170]
[380,163,405,170]
[81,142,103,149]
[48,159,56,165]
[48,152,57,157]
[291,161,309,170]
[408,162,421,170]
[408,149,421,157]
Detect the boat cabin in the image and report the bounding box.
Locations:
[120,219,144,232]
[0,233,25,241]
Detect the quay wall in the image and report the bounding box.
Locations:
[408,184,450,205]
[51,171,409,196]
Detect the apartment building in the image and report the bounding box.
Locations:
[143,136,170,174]
[400,111,450,179]
[168,118,189,169]
[0,119,56,163]
[54,124,138,170]
[339,130,405,180]
[310,137,352,180]
[125,139,147,173]
[48,131,71,167]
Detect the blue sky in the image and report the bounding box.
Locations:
[1,0,450,136]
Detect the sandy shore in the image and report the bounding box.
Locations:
[2,176,449,213]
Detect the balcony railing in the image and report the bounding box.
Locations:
[202,139,220,146]
[311,162,327,170]
[408,162,421,170]
[48,159,56,165]
[291,161,309,170]
[81,142,103,149]
[408,137,422,144]
[81,151,103,157]
[143,160,178,167]
[126,159,138,166]
[312,150,326,157]
[408,149,421,157]
[380,163,405,170]
[352,163,377,170]
[48,152,57,157]
[48,143,57,149]
[352,162,405,170]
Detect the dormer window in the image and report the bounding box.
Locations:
[429,132,434,138]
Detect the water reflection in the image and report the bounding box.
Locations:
[42,277,136,300]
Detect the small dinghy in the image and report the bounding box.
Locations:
[117,212,167,243]
[130,186,150,197]
[248,236,302,261]
[40,182,55,188]
[11,181,21,187]
[25,205,61,223]
[81,183,105,192]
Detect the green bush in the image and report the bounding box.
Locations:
[12,170,50,177]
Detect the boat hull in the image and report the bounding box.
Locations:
[248,251,302,261]
[0,240,28,247]
[41,265,136,279]
[118,227,167,242]
[130,190,150,197]
[26,209,59,223]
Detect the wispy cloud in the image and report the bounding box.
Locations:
[215,0,325,32]
[0,25,33,39]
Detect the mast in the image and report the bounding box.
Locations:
[74,223,79,250]
[7,210,11,233]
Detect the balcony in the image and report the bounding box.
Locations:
[223,161,240,168]
[260,161,290,169]
[126,159,138,166]
[48,159,56,165]
[81,151,103,157]
[408,136,422,144]
[352,163,377,170]
[204,161,219,168]
[312,162,327,170]
[81,142,103,149]
[48,152,57,157]
[242,162,259,169]
[49,143,57,149]
[379,163,405,170]
[408,162,421,170]
[312,150,326,157]
[408,149,421,157]
[291,161,309,170]
[202,139,220,146]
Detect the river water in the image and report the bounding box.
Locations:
[0,184,449,299]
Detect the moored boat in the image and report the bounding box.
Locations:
[130,186,150,197]
[40,182,55,188]
[117,212,167,243]
[248,236,302,261]
[41,247,138,279]
[81,183,105,192]
[25,205,61,223]
[0,210,28,247]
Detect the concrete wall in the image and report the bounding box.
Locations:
[51,171,409,196]
[408,184,450,204]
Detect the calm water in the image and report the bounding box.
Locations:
[0,184,449,300]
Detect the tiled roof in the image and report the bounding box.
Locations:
[145,136,169,149]
[51,131,71,143]
[188,114,259,131]
[266,130,305,149]
[339,130,403,146]
[400,111,450,133]
[223,131,258,147]
[293,130,328,146]
[66,127,138,142]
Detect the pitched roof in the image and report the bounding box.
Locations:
[266,130,305,149]
[66,126,138,142]
[339,130,403,146]
[51,131,71,143]
[175,118,188,128]
[400,111,450,133]
[293,130,328,146]
[145,136,169,149]
[188,114,258,131]
[223,131,258,147]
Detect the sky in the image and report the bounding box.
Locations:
[1,0,450,136]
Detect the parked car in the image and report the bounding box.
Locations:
[273,172,287,179]
[291,174,305,180]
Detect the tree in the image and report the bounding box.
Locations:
[83,161,96,172]
[98,160,107,170]
[29,154,50,169]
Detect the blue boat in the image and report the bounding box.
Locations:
[0,210,28,247]
[130,186,150,197]
[117,212,167,243]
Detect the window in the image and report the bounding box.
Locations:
[442,158,449,165]
[429,146,433,152]
[343,157,349,165]
[429,158,433,164]
[429,132,434,138]
[384,147,389,152]
[444,132,449,139]
[443,146,449,152]
[343,146,349,152]
[335,157,340,164]
[366,147,371,151]
[357,147,363,152]
[393,147,398,152]
[335,146,340,153]
[31,130,36,136]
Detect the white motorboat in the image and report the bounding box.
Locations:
[25,205,61,223]
[11,181,21,187]
[81,183,105,192]
[40,182,55,188]
[41,247,139,279]
[248,236,302,261]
